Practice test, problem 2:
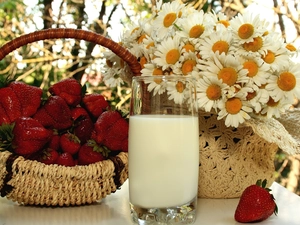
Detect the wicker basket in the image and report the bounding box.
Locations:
[197,111,278,198]
[0,28,141,206]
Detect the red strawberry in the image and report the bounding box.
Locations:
[60,133,81,155]
[71,107,94,143]
[103,118,129,151]
[33,96,73,130]
[77,141,106,165]
[47,131,60,151]
[0,87,21,124]
[81,93,110,119]
[91,110,122,144]
[8,81,42,117]
[55,152,76,167]
[12,117,52,156]
[71,106,90,120]
[37,148,59,165]
[234,179,278,223]
[48,78,82,107]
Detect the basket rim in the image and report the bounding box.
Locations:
[0,28,141,76]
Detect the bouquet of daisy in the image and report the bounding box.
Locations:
[102,0,300,128]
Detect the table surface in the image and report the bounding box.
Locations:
[0,180,299,225]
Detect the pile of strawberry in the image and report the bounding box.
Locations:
[0,78,129,166]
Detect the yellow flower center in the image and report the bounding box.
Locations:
[267,97,279,107]
[206,84,222,100]
[138,34,146,44]
[131,27,139,35]
[212,40,229,54]
[152,68,164,84]
[262,50,275,64]
[176,81,185,93]
[166,49,180,64]
[243,60,258,77]
[182,59,196,75]
[146,42,155,49]
[218,20,230,27]
[263,31,269,36]
[286,43,296,52]
[238,23,254,39]
[277,72,296,91]
[183,43,195,52]
[140,56,147,69]
[242,36,263,52]
[164,13,177,27]
[178,11,182,18]
[189,25,205,38]
[225,97,242,114]
[218,67,238,86]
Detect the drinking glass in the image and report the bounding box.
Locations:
[128,75,199,225]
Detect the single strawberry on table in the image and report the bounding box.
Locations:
[234,179,278,223]
[48,78,82,107]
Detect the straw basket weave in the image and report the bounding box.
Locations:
[0,28,141,206]
[197,111,278,198]
[197,108,300,198]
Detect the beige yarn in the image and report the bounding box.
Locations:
[198,111,278,198]
[0,151,128,206]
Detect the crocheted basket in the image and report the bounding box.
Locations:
[198,109,300,198]
[0,28,141,206]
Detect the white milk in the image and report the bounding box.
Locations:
[129,114,199,208]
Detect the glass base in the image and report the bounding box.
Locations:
[130,196,197,225]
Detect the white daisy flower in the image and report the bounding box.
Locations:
[217,96,253,128]
[153,35,182,71]
[242,84,269,113]
[210,11,230,28]
[198,53,249,88]
[285,43,299,58]
[102,0,300,128]
[141,64,168,95]
[167,79,187,105]
[196,75,228,112]
[261,33,290,71]
[173,51,198,76]
[266,61,300,102]
[198,24,234,60]
[102,67,125,87]
[260,97,291,119]
[177,10,214,40]
[230,10,267,44]
[240,55,271,86]
[152,0,185,40]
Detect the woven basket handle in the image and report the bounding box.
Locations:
[0,28,141,76]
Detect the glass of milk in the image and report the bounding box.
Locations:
[128,75,199,225]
